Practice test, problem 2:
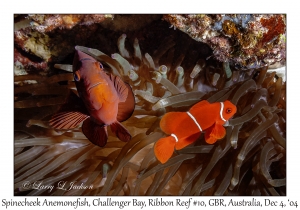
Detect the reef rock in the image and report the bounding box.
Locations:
[163,14,286,69]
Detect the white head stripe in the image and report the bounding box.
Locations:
[219,102,226,122]
[186,111,202,132]
[171,133,179,142]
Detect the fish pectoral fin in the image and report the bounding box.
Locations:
[49,90,90,130]
[175,133,201,150]
[82,118,108,147]
[110,121,131,142]
[117,83,135,122]
[204,124,226,144]
[154,135,177,164]
[110,74,128,102]
[49,111,89,130]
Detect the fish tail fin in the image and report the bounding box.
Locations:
[82,118,108,147]
[154,136,177,164]
[110,121,131,142]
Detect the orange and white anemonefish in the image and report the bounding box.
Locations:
[154,100,237,164]
[49,47,135,147]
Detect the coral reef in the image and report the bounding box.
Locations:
[27,15,114,33]
[14,14,286,74]
[14,14,286,196]
[14,15,113,74]
[14,14,163,75]
[163,14,286,69]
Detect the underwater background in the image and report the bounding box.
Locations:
[14,14,286,196]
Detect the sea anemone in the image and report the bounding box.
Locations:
[14,18,286,196]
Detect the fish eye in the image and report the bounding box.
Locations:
[99,63,103,69]
[74,71,80,82]
[226,108,232,114]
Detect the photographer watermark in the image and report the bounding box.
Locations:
[21,181,93,192]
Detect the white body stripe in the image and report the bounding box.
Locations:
[219,102,226,122]
[171,133,179,142]
[186,111,202,132]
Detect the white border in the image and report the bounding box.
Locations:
[3,1,298,209]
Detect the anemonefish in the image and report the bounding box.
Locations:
[154,100,237,164]
[49,47,135,147]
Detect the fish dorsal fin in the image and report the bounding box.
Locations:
[189,100,210,112]
[49,91,90,129]
[110,74,128,102]
[82,118,108,147]
[117,83,135,122]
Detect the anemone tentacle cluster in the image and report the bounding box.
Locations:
[14,31,285,195]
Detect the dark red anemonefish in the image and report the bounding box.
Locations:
[154,100,237,164]
[49,47,135,147]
